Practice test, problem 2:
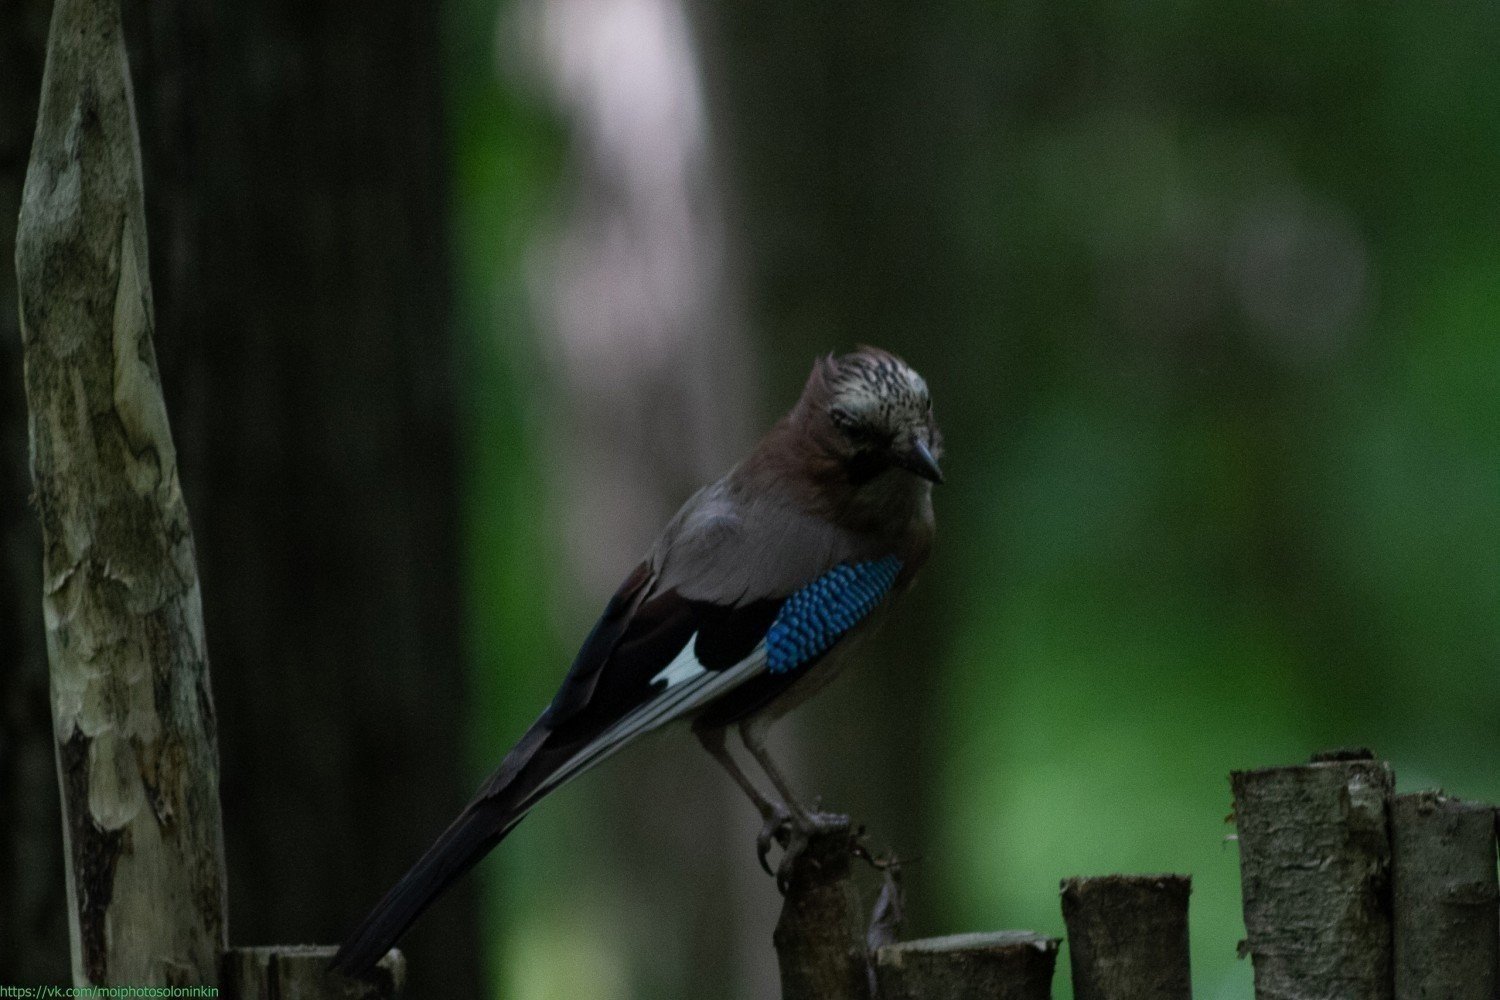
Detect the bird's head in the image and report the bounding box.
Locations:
[804,347,944,485]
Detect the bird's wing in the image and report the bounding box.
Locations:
[332,484,909,976]
[510,483,906,810]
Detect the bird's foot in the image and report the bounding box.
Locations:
[759,808,854,893]
[755,804,793,877]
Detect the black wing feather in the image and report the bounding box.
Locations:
[333,561,785,976]
[545,560,655,721]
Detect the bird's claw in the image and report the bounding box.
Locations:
[757,809,853,893]
[756,804,793,877]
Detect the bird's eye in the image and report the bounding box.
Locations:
[829,407,859,432]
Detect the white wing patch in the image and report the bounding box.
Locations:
[650,633,709,688]
[527,637,767,804]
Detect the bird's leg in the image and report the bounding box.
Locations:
[738,716,851,891]
[737,716,815,819]
[694,722,793,875]
[694,721,781,819]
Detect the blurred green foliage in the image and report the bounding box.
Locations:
[444,0,1500,997]
[441,0,563,990]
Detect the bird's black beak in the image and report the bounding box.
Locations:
[901,439,945,484]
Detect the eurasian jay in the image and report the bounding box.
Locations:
[333,346,942,974]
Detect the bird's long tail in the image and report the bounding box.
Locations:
[330,798,519,976]
[330,723,553,976]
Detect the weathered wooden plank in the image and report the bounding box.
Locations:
[14,0,227,983]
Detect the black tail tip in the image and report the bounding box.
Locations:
[327,942,400,983]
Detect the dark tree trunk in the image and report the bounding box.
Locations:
[3,0,478,988]
[516,0,772,993]
[0,0,68,983]
[117,5,483,996]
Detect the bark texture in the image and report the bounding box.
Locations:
[1391,791,1499,1000]
[1230,754,1394,1000]
[874,931,1060,1000]
[1060,874,1192,1000]
[223,946,404,1000]
[773,825,869,1000]
[0,0,69,982]
[13,0,228,982]
[114,5,481,996]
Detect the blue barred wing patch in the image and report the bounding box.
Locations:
[765,556,903,674]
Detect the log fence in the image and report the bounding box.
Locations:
[775,749,1498,999]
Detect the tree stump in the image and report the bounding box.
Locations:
[773,823,869,1000]
[1060,874,1191,999]
[1391,791,1499,999]
[1230,751,1393,1000]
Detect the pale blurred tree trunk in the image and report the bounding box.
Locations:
[0,0,68,983]
[516,0,783,994]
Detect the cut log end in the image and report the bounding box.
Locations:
[875,931,1059,1000]
[223,946,405,1000]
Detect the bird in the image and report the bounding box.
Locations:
[331,346,942,976]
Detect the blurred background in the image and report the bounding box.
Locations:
[3,0,1497,998]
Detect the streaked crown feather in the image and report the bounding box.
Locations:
[819,347,931,441]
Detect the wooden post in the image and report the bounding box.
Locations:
[773,823,869,1000]
[1060,874,1191,999]
[13,0,228,983]
[224,947,404,1000]
[1230,750,1394,1000]
[874,931,1060,1000]
[1391,791,1499,999]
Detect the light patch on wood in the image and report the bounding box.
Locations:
[111,214,175,498]
[86,732,143,830]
